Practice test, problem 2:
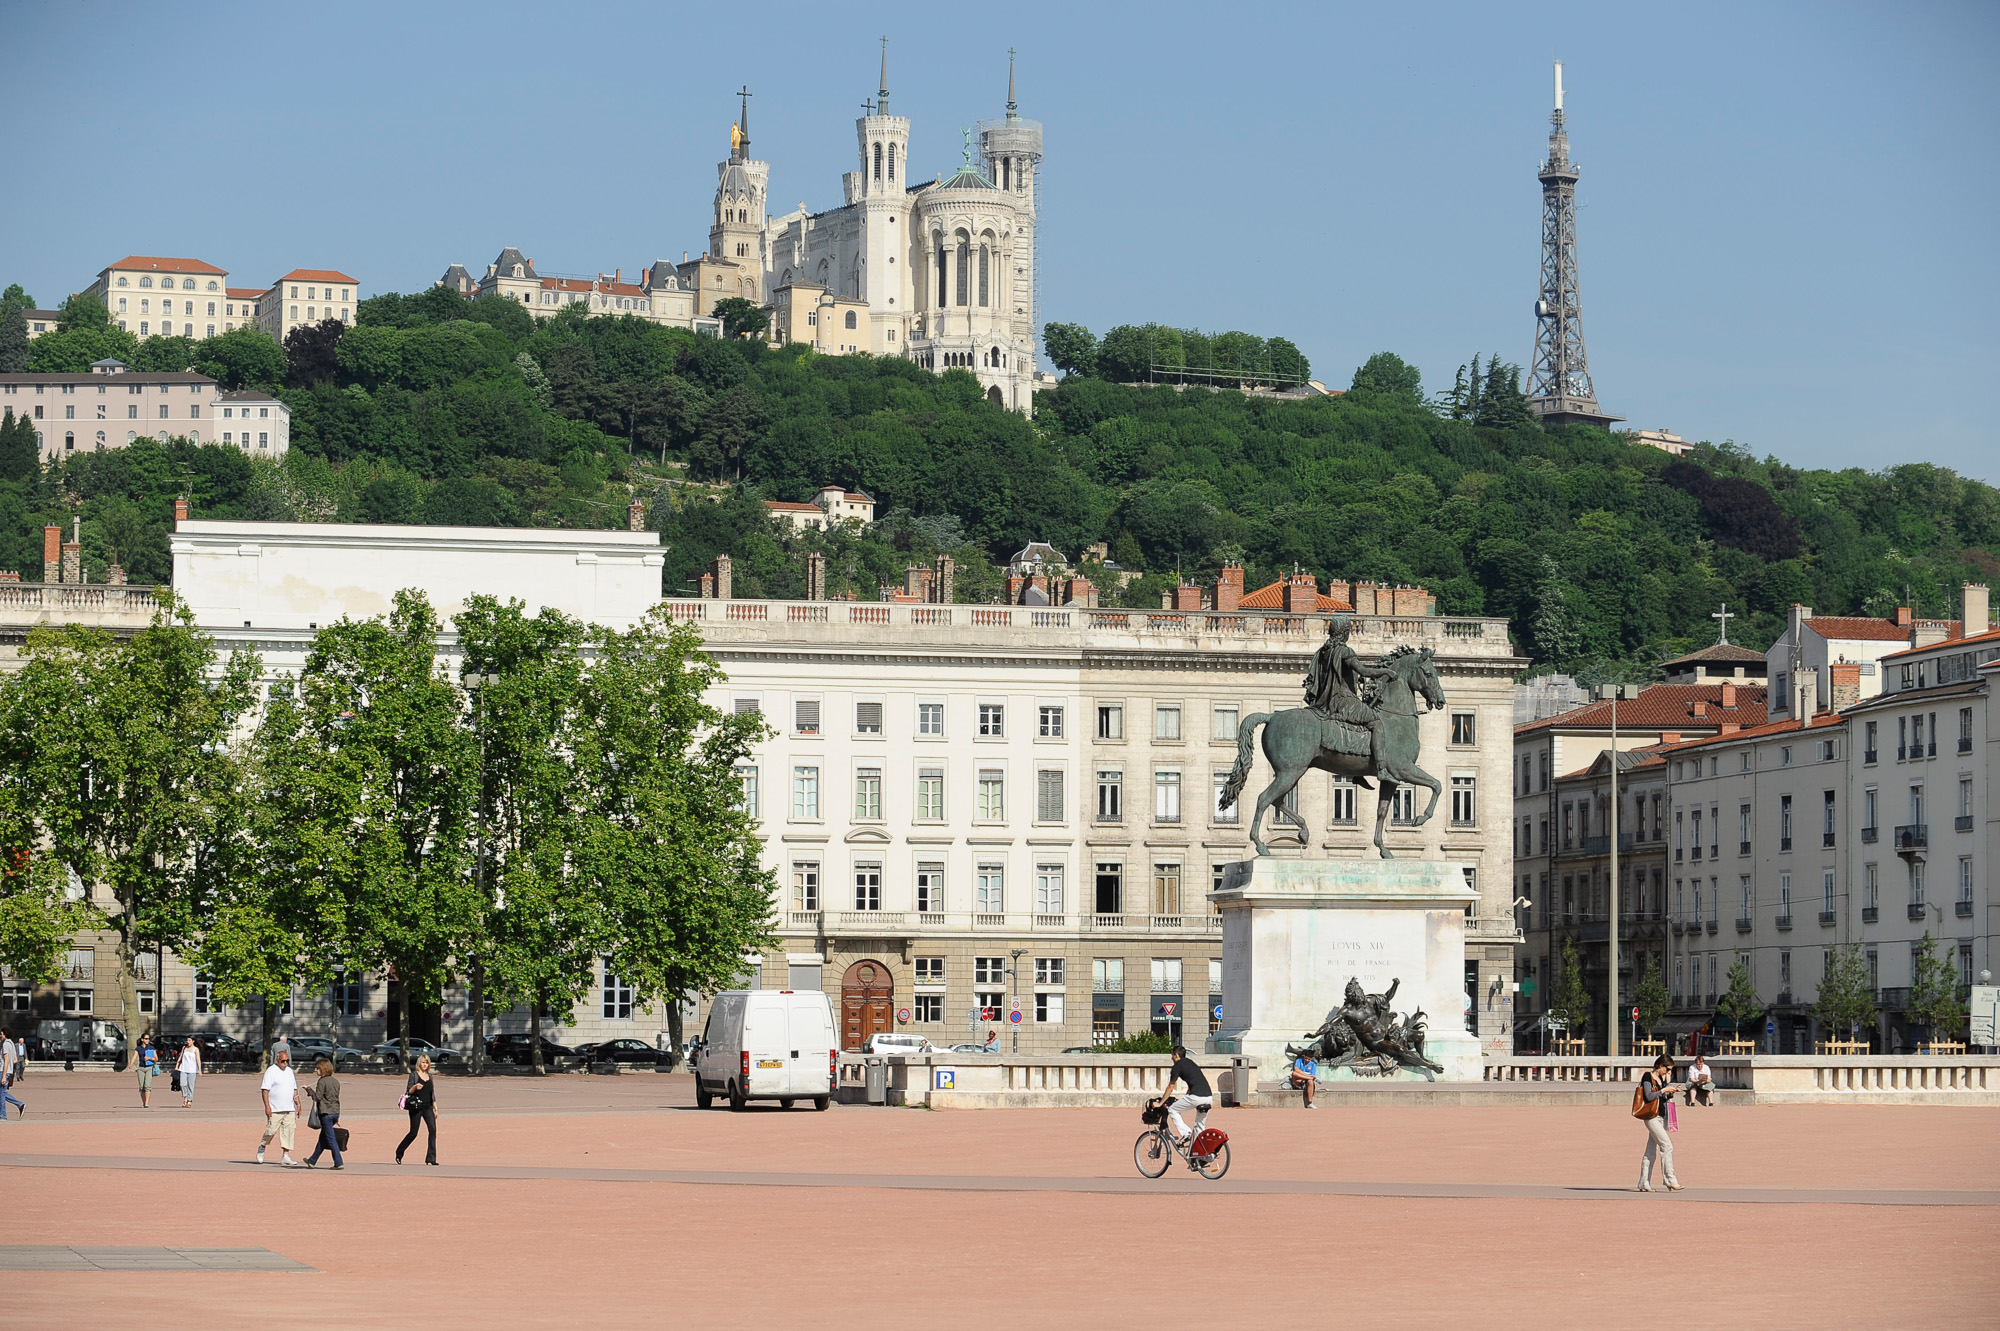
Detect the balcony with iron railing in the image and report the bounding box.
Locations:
[1957,899,1975,918]
[1956,815,1975,833]
[1776,913,1793,931]
[1739,840,1752,856]
[1861,826,1879,844]
[1823,832,1837,847]
[1735,917,1752,933]
[1877,987,1911,1010]
[1894,825,1928,856]
[1861,906,1879,923]
[1907,902,1928,921]
[1959,737,1974,754]
[1818,910,1836,926]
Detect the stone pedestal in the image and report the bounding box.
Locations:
[1205,857,1482,1084]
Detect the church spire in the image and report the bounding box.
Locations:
[877,36,889,115]
[1006,47,1018,120]
[734,85,752,160]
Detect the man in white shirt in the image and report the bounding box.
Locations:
[0,1030,24,1119]
[1685,1052,1715,1107]
[257,1048,301,1165]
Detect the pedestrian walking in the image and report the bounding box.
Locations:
[0,1029,25,1119]
[1633,1053,1682,1192]
[395,1054,438,1166]
[257,1047,301,1166]
[135,1033,159,1108]
[303,1058,344,1170]
[176,1037,202,1107]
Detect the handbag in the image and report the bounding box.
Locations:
[1666,1098,1679,1133]
[307,1101,322,1129]
[1631,1078,1659,1120]
[169,1069,181,1092]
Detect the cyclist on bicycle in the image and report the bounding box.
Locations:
[1160,1045,1212,1144]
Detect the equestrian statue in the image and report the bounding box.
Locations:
[1218,617,1445,858]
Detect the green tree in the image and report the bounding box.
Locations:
[1474,358,1534,429]
[711,297,769,340]
[1635,955,1670,1037]
[1908,930,1967,1044]
[1546,936,1591,1045]
[0,852,94,986]
[193,326,286,389]
[1714,957,1762,1033]
[0,596,259,1055]
[1349,351,1423,406]
[1531,556,1583,664]
[575,608,776,1066]
[28,308,140,372]
[1815,942,1877,1044]
[0,284,31,373]
[284,319,345,388]
[1040,322,1098,378]
[0,408,40,482]
[58,293,109,331]
[257,591,478,1070]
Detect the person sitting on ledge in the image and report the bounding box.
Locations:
[1289,1051,1319,1109]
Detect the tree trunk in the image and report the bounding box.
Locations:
[530,997,546,1076]
[397,986,411,1074]
[469,961,486,1075]
[115,914,139,1072]
[260,994,276,1070]
[666,995,684,1072]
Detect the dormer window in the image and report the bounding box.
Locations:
[512,265,523,277]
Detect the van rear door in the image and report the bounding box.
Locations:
[785,993,837,1096]
[742,994,788,1097]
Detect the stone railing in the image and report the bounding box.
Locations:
[840,1052,1237,1108]
[1486,1055,1999,1103]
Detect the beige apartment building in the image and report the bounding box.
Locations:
[86,256,230,339]
[223,288,265,332]
[0,359,289,461]
[439,249,707,331]
[258,268,360,342]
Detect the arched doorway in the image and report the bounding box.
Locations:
[840,959,894,1051]
[986,385,1005,407]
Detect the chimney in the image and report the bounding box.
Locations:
[0,571,17,584]
[1964,582,1990,636]
[106,563,125,586]
[1719,681,1738,709]
[1794,669,1817,726]
[699,571,715,599]
[804,550,827,601]
[932,554,954,604]
[1282,570,1318,616]
[1173,580,1202,612]
[712,553,733,600]
[1352,579,1380,615]
[627,498,646,532]
[1215,562,1243,613]
[1895,605,1912,628]
[1325,578,1352,610]
[1160,589,1174,609]
[1661,731,1682,745]
[1788,603,1811,645]
[42,525,61,584]
[1691,700,1708,720]
[174,495,189,527]
[1006,573,1026,604]
[1828,661,1861,711]
[1065,576,1097,608]
[906,564,932,600]
[61,520,81,585]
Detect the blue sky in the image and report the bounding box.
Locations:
[4,1,1995,479]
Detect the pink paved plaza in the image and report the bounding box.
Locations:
[2,1068,1996,1328]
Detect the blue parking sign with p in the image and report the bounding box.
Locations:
[934,1068,956,1091]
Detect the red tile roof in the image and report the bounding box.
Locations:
[1881,624,2000,660]
[1514,683,1769,735]
[1669,710,1844,752]
[764,500,822,513]
[104,256,226,276]
[273,269,359,285]
[1237,580,1355,613]
[1661,641,1767,666]
[1803,616,1922,643]
[225,288,265,300]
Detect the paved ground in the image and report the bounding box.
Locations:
[3,1068,1997,1328]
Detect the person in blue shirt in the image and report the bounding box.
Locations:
[135,1033,159,1109]
[1289,1051,1319,1109]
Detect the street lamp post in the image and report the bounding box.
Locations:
[1599,683,1632,1056]
[1008,948,1027,1054]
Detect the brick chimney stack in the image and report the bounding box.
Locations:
[61,519,81,585]
[1282,570,1318,616]
[1827,662,1860,711]
[1173,580,1202,612]
[712,553,733,600]
[1064,576,1097,608]
[804,550,827,601]
[1215,562,1244,613]
[699,571,715,599]
[932,554,954,604]
[1720,680,1738,709]
[1964,581,1991,636]
[627,498,646,532]
[1895,605,1913,628]
[174,495,189,527]
[42,525,61,584]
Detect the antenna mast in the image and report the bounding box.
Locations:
[1527,61,1621,429]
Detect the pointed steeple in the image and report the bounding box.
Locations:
[734,85,752,160]
[877,36,889,115]
[1006,47,1018,121]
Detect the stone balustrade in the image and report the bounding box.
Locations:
[1485,1055,1999,1103]
[838,1052,1237,1108]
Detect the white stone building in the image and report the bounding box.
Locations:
[259,268,360,341]
[0,358,288,461]
[86,255,230,339]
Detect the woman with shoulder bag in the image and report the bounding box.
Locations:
[396,1054,439,1166]
[1633,1053,1682,1192]
[303,1058,345,1170]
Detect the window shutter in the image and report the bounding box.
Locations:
[795,699,820,733]
[855,701,884,733]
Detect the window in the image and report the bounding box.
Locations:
[854,767,883,820]
[1151,957,1183,995]
[1450,713,1476,746]
[916,863,944,914]
[1960,708,1974,753]
[1823,790,1837,845]
[1960,778,1974,825]
[792,766,820,819]
[1153,863,1182,916]
[976,863,1005,915]
[1208,705,1241,742]
[1911,860,1927,906]
[1096,770,1123,820]
[1036,769,1065,822]
[1780,795,1792,851]
[1864,863,1879,911]
[978,703,1005,737]
[1094,957,1124,993]
[1960,857,1974,904]
[1155,705,1182,740]
[1389,786,1417,825]
[855,701,884,734]
[1037,704,1064,738]
[915,957,945,984]
[1097,704,1124,739]
[844,310,857,330]
[1035,992,1064,1023]
[917,701,943,735]
[1780,745,1793,767]
[1095,863,1124,915]
[794,698,821,735]
[977,769,1005,820]
[601,964,634,1019]
[916,767,944,821]
[1822,870,1836,919]
[1036,865,1064,915]
[193,973,219,1014]
[1154,770,1181,823]
[1331,778,1357,826]
[914,993,944,1022]
[854,862,882,911]
[1213,771,1238,824]
[1865,720,1878,762]
[1450,775,1477,826]
[1739,804,1751,852]
[735,765,759,818]
[792,862,820,912]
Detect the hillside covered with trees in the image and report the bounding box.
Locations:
[3,283,1995,677]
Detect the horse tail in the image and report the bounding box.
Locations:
[1220,713,1271,811]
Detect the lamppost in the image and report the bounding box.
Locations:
[1008,948,1028,1054]
[1598,683,1633,1056]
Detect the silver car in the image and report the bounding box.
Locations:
[371,1037,464,1065]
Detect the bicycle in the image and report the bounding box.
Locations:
[1133,1097,1230,1180]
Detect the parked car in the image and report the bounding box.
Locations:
[164,1032,256,1064]
[693,989,837,1111]
[864,1033,936,1056]
[484,1033,574,1065]
[288,1035,371,1068]
[371,1037,464,1065]
[37,1018,126,1060]
[944,1042,998,1056]
[577,1038,662,1066]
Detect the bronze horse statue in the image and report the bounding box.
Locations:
[1219,645,1445,857]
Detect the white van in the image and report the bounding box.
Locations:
[693,989,838,1111]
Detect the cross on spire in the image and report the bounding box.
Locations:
[1006,46,1018,119]
[734,85,753,159]
[1711,602,1735,645]
[877,35,890,114]
[862,97,876,116]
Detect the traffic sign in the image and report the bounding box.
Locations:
[1212,1004,1223,1021]
[1631,1007,1639,1021]
[1160,1002,1177,1016]
[1765,1018,1777,1036]
[1007,1010,1023,1025]
[896,1007,911,1025]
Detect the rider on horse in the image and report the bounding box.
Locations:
[1301,617,1394,781]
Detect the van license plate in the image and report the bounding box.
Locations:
[757,1059,783,1068]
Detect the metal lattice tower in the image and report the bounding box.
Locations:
[1527,63,1621,429]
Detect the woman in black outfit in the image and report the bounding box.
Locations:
[396,1053,438,1165]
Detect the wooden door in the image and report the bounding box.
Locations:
[839,960,894,1051]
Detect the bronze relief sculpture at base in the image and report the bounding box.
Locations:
[1284,977,1444,1081]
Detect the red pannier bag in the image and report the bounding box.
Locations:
[1189,1127,1229,1159]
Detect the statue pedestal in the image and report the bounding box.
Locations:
[1206,858,1483,1085]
